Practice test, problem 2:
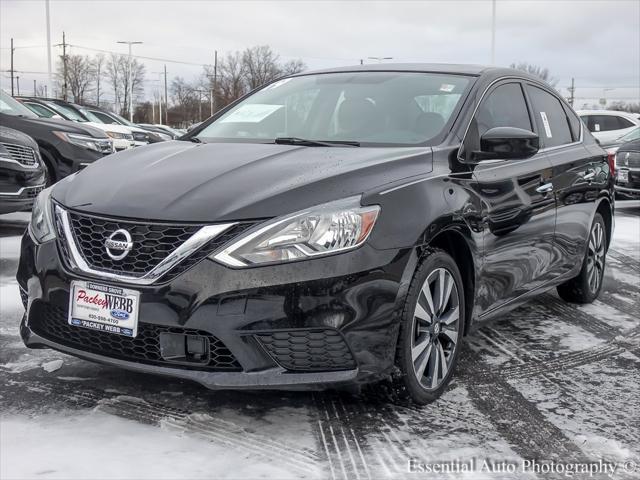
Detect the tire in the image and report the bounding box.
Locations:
[394,248,465,405]
[557,212,607,304]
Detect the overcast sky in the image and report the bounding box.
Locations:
[1,0,638,107]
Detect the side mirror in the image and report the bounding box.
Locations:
[473,127,539,161]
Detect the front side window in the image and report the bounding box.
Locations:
[526,85,573,147]
[196,72,472,146]
[474,82,532,136]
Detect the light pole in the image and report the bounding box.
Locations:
[367,57,393,63]
[491,0,496,64]
[45,0,53,98]
[117,40,143,121]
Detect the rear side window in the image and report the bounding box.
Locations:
[526,85,573,147]
[474,83,532,136]
[585,115,632,132]
[615,116,635,129]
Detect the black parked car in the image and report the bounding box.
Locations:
[17,64,613,404]
[1,91,113,185]
[0,126,46,214]
[614,138,640,198]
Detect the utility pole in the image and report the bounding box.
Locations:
[45,0,53,97]
[61,32,68,101]
[568,78,575,107]
[491,0,496,64]
[10,38,14,95]
[360,59,363,65]
[164,64,168,125]
[44,85,48,97]
[33,79,37,96]
[16,76,20,95]
[117,40,143,121]
[206,50,218,117]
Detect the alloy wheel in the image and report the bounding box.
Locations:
[411,267,460,391]
[587,221,605,293]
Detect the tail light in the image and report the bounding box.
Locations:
[607,153,616,175]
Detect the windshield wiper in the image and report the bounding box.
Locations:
[187,136,203,143]
[274,137,360,147]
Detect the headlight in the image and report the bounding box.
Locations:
[106,131,126,139]
[213,197,380,267]
[29,186,56,244]
[53,131,114,153]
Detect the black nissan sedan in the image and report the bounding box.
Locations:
[17,64,613,404]
[0,126,46,214]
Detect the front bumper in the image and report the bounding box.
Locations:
[17,232,415,390]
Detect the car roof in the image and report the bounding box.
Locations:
[292,63,542,79]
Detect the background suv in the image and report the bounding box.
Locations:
[1,91,113,184]
[0,126,45,214]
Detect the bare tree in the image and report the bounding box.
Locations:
[55,54,94,103]
[92,53,106,106]
[105,54,145,116]
[242,45,282,89]
[510,62,558,87]
[211,51,246,107]
[280,59,306,76]
[105,53,124,111]
[608,101,640,113]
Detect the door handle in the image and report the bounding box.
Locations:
[536,182,553,194]
[583,170,596,182]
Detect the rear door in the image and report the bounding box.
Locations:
[525,84,608,277]
[468,81,556,315]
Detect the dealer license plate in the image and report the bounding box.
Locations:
[618,169,629,184]
[68,281,140,337]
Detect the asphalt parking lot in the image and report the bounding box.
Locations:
[1,204,639,480]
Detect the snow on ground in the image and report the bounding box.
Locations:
[1,207,639,480]
[1,410,306,480]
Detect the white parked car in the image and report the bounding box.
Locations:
[18,98,135,151]
[577,110,640,145]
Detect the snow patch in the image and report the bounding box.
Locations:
[42,359,64,373]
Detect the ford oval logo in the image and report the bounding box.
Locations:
[110,309,130,320]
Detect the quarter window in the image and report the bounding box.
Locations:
[526,85,573,147]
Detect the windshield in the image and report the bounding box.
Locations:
[619,127,640,143]
[196,72,472,146]
[45,101,87,122]
[0,91,38,118]
[76,106,105,124]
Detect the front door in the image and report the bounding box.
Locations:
[464,81,556,316]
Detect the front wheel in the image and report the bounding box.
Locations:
[395,249,465,405]
[557,212,607,304]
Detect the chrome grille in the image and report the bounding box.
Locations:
[1,142,38,166]
[57,208,256,282]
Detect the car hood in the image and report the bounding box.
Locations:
[53,141,432,222]
[86,122,132,134]
[14,115,109,138]
[0,125,38,149]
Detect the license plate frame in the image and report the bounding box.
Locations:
[68,280,140,337]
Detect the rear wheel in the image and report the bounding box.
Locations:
[395,249,465,404]
[557,212,607,304]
